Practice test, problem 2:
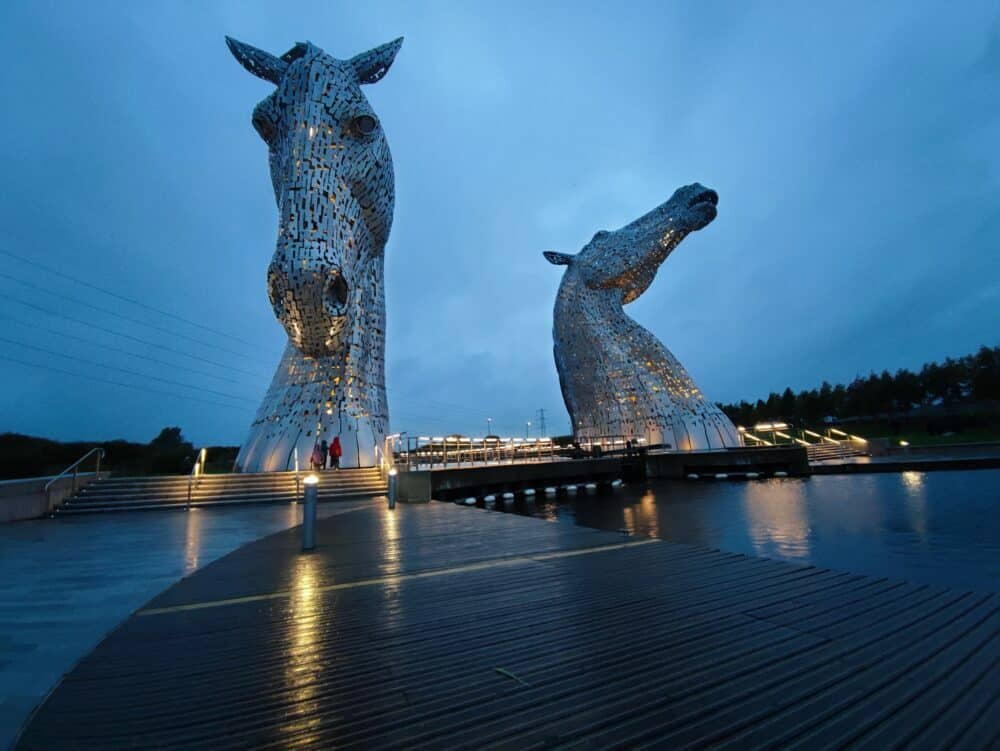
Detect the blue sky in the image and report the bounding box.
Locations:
[1,0,998,445]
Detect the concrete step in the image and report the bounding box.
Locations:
[57,488,385,514]
[72,488,385,507]
[72,479,385,498]
[76,477,385,498]
[93,470,380,489]
[58,469,386,514]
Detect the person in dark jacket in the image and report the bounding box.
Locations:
[320,439,329,470]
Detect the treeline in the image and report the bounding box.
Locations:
[720,345,1000,427]
[0,427,238,480]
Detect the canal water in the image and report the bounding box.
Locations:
[489,469,1000,593]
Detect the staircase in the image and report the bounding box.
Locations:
[56,468,386,514]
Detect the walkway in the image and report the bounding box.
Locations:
[15,502,998,749]
[0,500,375,749]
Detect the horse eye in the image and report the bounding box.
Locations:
[352,114,378,136]
[252,110,276,144]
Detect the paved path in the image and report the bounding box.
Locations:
[14,502,998,749]
[0,501,375,749]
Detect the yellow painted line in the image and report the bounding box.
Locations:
[138,538,659,617]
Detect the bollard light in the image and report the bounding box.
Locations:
[302,474,319,551]
[387,467,398,509]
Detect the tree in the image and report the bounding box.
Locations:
[718,345,999,424]
[148,427,194,474]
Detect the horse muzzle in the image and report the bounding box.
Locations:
[268,261,351,357]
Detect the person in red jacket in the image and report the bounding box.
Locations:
[330,436,342,470]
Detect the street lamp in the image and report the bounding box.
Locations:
[387,467,398,509]
[526,420,531,438]
[486,417,493,436]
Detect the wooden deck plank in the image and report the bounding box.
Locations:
[842,617,999,748]
[37,560,844,736]
[543,588,966,750]
[699,594,998,750]
[13,502,998,751]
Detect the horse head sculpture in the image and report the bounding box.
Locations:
[545,183,741,451]
[228,36,401,471]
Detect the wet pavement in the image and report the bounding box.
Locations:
[14,501,999,750]
[0,500,375,749]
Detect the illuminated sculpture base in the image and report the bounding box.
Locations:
[546,183,740,451]
[235,342,387,471]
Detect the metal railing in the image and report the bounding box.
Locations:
[738,425,870,461]
[391,435,555,471]
[388,434,644,472]
[45,447,105,508]
[293,448,301,501]
[186,448,207,509]
[379,434,399,481]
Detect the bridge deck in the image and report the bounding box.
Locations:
[16,502,998,749]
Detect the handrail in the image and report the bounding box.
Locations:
[380,434,399,479]
[45,447,104,507]
[186,448,207,510]
[294,448,301,501]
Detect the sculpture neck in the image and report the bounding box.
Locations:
[553,272,632,341]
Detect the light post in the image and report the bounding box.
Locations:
[486,417,493,436]
[388,467,398,509]
[301,474,318,551]
[525,420,531,439]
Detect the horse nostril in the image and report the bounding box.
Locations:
[325,272,350,314]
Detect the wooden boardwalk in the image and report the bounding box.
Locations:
[15,502,998,749]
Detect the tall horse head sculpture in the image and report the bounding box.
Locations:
[545,183,741,451]
[228,36,402,471]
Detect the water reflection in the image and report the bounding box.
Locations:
[494,469,1000,592]
[901,471,928,540]
[183,508,203,575]
[742,480,811,560]
[280,552,325,742]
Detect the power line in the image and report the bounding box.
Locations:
[0,293,271,379]
[0,355,254,412]
[385,384,502,417]
[0,247,258,347]
[0,336,259,404]
[0,312,243,384]
[0,270,270,365]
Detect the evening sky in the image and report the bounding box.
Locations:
[1,0,997,444]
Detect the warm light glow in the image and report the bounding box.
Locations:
[388,467,398,476]
[184,507,202,575]
[754,422,788,431]
[899,440,910,447]
[303,474,319,486]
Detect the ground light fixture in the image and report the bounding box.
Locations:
[388,467,398,509]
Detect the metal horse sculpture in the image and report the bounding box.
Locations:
[545,183,741,451]
[227,36,402,471]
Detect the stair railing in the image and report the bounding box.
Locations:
[186,448,207,510]
[45,447,105,508]
[380,434,399,481]
[294,448,301,501]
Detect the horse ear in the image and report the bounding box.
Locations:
[350,37,403,84]
[226,36,288,84]
[544,251,574,266]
